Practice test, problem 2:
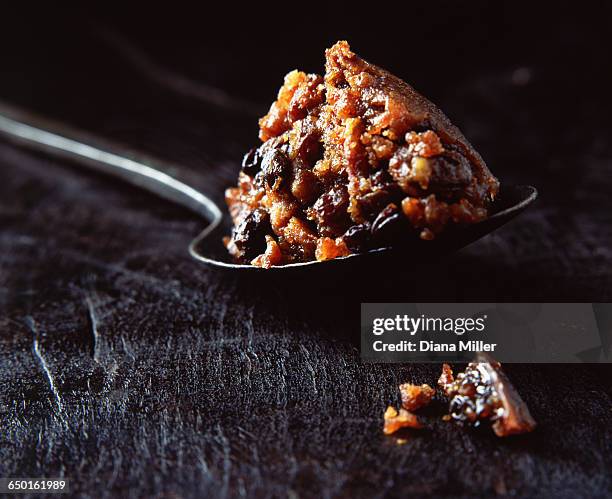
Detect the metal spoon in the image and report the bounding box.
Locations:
[0,102,537,274]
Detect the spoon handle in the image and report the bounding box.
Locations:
[0,100,222,227]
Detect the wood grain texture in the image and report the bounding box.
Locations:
[0,6,611,498]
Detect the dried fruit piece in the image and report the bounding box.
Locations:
[383,406,424,435]
[226,41,499,265]
[370,203,406,246]
[228,208,271,261]
[342,222,371,251]
[439,355,537,437]
[315,237,350,261]
[310,184,350,236]
[251,236,284,268]
[260,147,290,190]
[399,383,435,412]
[241,147,263,176]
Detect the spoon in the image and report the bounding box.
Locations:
[0,102,537,274]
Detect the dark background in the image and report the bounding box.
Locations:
[1,3,611,498]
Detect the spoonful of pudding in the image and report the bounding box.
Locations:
[225,41,505,268]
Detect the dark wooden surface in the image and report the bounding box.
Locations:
[1,6,611,498]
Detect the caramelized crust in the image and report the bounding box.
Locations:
[226,41,499,266]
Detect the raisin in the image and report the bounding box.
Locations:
[232,209,272,261]
[295,132,322,165]
[241,147,263,176]
[370,203,406,246]
[427,153,473,201]
[291,169,320,205]
[260,148,290,189]
[353,189,396,220]
[342,223,371,252]
[312,185,350,233]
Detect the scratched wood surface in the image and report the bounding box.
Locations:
[0,6,611,498]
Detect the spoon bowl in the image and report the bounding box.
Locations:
[189,184,537,274]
